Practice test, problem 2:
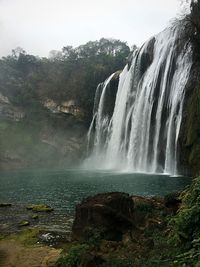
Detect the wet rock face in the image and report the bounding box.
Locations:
[0,93,24,121]
[179,63,200,177]
[138,37,155,78]
[98,71,121,121]
[72,192,134,241]
[177,1,200,176]
[191,0,200,56]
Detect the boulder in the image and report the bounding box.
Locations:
[0,203,12,207]
[19,220,30,227]
[26,204,54,212]
[72,192,134,241]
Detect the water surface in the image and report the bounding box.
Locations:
[0,169,191,214]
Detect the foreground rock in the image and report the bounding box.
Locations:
[55,192,181,267]
[72,192,134,241]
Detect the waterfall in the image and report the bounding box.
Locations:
[84,24,192,175]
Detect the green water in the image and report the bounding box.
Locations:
[0,169,191,214]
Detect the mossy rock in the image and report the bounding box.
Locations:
[0,203,12,207]
[31,214,39,219]
[19,220,30,227]
[26,204,54,212]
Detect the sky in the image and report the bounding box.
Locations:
[0,0,184,58]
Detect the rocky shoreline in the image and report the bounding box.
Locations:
[0,202,73,244]
[1,176,200,267]
[0,202,73,267]
[0,191,180,267]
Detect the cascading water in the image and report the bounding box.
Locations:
[84,24,192,175]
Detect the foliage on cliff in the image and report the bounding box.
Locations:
[0,39,130,124]
[169,176,200,266]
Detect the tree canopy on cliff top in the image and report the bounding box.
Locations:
[0,38,130,123]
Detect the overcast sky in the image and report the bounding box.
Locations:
[0,0,184,58]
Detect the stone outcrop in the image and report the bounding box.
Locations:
[0,93,24,121]
[69,193,181,267]
[43,99,84,118]
[72,192,180,243]
[72,192,134,241]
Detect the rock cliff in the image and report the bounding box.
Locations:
[179,0,200,176]
[0,93,87,170]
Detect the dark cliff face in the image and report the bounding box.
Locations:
[100,71,121,121]
[179,1,200,177]
[179,65,200,176]
[87,71,121,152]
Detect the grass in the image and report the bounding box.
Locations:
[7,228,40,246]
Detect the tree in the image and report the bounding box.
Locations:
[0,38,131,123]
[11,47,26,59]
[48,50,63,61]
[62,46,77,60]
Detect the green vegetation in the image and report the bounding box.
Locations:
[55,243,135,267]
[55,244,90,267]
[168,177,200,266]
[100,257,134,267]
[0,39,130,124]
[8,228,39,246]
[31,214,39,219]
[0,39,130,169]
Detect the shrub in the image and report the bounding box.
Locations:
[55,244,89,267]
[169,177,200,266]
[100,257,134,267]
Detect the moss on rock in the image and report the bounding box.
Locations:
[19,221,30,227]
[8,228,39,246]
[26,204,54,212]
[31,214,39,220]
